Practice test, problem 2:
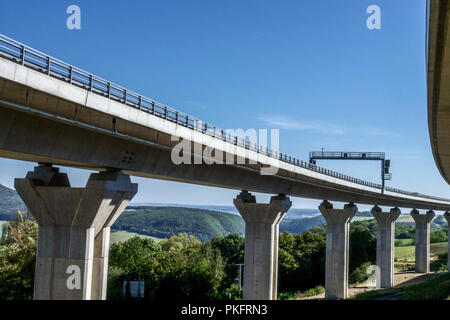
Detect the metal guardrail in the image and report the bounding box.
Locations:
[0,34,448,203]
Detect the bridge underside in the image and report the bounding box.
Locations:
[428,0,450,186]
[0,88,446,210]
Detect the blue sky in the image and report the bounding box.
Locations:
[0,0,447,210]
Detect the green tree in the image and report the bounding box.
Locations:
[349,224,376,275]
[430,228,447,243]
[209,233,244,289]
[278,230,326,291]
[108,233,226,300]
[160,232,202,252]
[109,236,161,272]
[108,236,162,299]
[0,210,37,300]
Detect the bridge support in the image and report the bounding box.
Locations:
[14,165,137,300]
[234,191,291,300]
[371,206,401,288]
[444,212,450,272]
[410,209,435,273]
[319,200,357,299]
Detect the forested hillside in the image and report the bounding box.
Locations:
[112,206,245,242]
[279,215,326,234]
[112,206,333,242]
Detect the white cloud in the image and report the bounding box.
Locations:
[258,115,345,135]
[363,127,401,137]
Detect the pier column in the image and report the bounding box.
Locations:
[444,212,450,272]
[234,191,291,300]
[371,206,401,288]
[88,171,138,300]
[319,200,357,299]
[14,165,137,300]
[410,209,435,273]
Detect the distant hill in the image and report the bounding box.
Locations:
[284,208,320,219]
[280,215,326,234]
[357,211,372,217]
[431,214,448,228]
[395,213,447,229]
[4,184,444,242]
[112,206,331,241]
[130,203,321,219]
[279,211,373,234]
[112,206,245,242]
[0,184,26,220]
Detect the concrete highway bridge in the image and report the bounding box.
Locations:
[0,2,450,299]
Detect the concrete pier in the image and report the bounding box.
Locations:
[14,165,137,300]
[444,212,450,272]
[319,200,357,299]
[234,191,291,300]
[410,209,435,273]
[371,206,401,288]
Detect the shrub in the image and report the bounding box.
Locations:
[430,229,448,244]
[437,251,448,260]
[349,261,373,285]
[278,291,299,300]
[210,283,242,300]
[349,225,376,275]
[278,231,326,291]
[108,233,226,300]
[302,285,325,297]
[395,239,414,247]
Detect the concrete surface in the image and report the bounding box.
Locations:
[410,209,435,273]
[234,191,291,300]
[319,200,357,299]
[14,165,137,300]
[371,206,401,288]
[427,0,450,186]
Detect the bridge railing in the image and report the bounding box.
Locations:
[1,34,448,202]
[309,151,385,160]
[384,186,449,202]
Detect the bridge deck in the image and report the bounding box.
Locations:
[0,34,449,210]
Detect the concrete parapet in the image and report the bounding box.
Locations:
[410,209,435,273]
[319,200,357,299]
[234,191,291,300]
[14,165,137,300]
[371,206,401,288]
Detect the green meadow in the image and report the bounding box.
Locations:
[395,242,447,260]
[110,230,161,244]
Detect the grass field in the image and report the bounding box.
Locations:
[395,238,414,246]
[354,272,450,300]
[110,230,161,244]
[395,242,447,260]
